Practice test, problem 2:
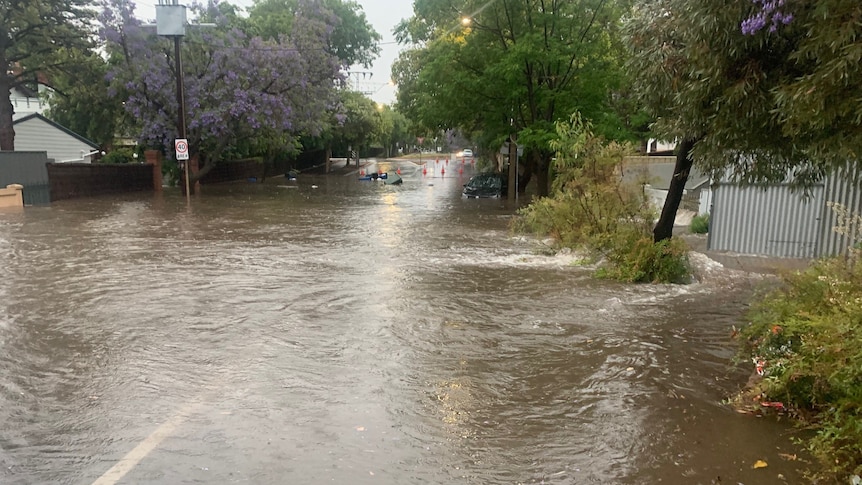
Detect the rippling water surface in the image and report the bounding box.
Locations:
[1,162,808,484]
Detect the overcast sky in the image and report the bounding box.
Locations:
[349,0,413,105]
[134,0,413,105]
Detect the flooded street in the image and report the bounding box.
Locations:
[1,161,808,484]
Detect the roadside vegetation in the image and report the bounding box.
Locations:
[513,114,690,284]
[736,204,862,481]
[738,255,862,481]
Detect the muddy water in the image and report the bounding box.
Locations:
[1,161,808,484]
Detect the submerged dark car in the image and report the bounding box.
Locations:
[463,172,508,198]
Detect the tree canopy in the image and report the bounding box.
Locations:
[246,0,381,68]
[627,0,862,184]
[46,48,123,148]
[625,0,862,240]
[0,0,94,150]
[100,0,343,184]
[393,0,634,197]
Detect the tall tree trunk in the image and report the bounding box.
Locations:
[0,74,16,151]
[653,138,696,242]
[536,152,550,198]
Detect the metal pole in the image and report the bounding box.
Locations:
[174,34,190,201]
[515,147,518,203]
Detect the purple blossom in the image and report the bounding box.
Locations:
[99,0,342,160]
[742,0,794,35]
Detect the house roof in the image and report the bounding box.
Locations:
[622,161,710,191]
[12,112,99,150]
[13,84,39,98]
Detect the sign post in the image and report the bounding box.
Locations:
[175,138,190,199]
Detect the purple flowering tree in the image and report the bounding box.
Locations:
[100,0,343,186]
[741,0,794,34]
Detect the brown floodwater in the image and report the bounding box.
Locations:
[0,160,810,484]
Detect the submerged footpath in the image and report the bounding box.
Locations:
[681,232,812,276]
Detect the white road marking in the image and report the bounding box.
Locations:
[91,400,203,485]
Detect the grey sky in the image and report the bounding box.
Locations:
[349,0,413,105]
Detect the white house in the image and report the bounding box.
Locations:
[10,85,49,115]
[12,113,100,163]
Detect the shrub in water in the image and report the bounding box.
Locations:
[596,232,691,283]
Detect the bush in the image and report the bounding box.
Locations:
[100,148,137,164]
[690,213,709,234]
[596,232,691,283]
[738,257,862,479]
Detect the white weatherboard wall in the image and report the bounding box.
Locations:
[12,114,98,163]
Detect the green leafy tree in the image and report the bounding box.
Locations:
[625,0,862,242]
[247,0,381,68]
[766,1,862,165]
[393,0,633,197]
[45,49,123,148]
[382,107,411,157]
[0,0,94,149]
[333,90,377,165]
[370,104,393,155]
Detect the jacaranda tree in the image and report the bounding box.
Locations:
[101,0,343,187]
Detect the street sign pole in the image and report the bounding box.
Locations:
[175,138,190,199]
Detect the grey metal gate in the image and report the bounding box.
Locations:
[0,151,51,205]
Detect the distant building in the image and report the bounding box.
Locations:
[646,139,676,155]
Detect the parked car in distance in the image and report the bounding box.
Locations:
[463,172,507,198]
[461,148,473,158]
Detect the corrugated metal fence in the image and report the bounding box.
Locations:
[710,168,862,258]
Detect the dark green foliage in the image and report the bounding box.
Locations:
[739,257,862,479]
[690,213,709,234]
[46,49,123,148]
[99,148,136,164]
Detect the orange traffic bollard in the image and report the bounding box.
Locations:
[441,167,446,176]
[396,167,401,175]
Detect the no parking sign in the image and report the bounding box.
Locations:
[175,139,189,161]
